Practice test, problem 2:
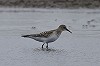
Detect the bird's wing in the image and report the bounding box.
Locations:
[33,30,55,38]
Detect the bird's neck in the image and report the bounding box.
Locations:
[56,29,63,37]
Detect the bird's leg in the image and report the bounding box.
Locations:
[42,43,45,49]
[46,43,48,50]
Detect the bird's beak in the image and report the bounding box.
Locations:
[66,28,72,33]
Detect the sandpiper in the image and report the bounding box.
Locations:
[22,25,72,50]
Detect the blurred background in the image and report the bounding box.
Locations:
[0,0,100,8]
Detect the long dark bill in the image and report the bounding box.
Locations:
[66,28,72,33]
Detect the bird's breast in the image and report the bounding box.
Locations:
[46,33,60,43]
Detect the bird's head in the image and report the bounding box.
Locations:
[58,25,72,33]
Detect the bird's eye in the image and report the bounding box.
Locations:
[63,26,66,29]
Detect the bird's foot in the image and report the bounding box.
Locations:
[46,46,49,51]
[46,48,48,51]
[42,47,44,51]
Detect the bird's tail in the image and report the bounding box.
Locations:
[21,35,30,38]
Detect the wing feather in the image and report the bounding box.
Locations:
[33,30,55,38]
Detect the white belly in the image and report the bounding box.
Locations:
[32,34,59,43]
